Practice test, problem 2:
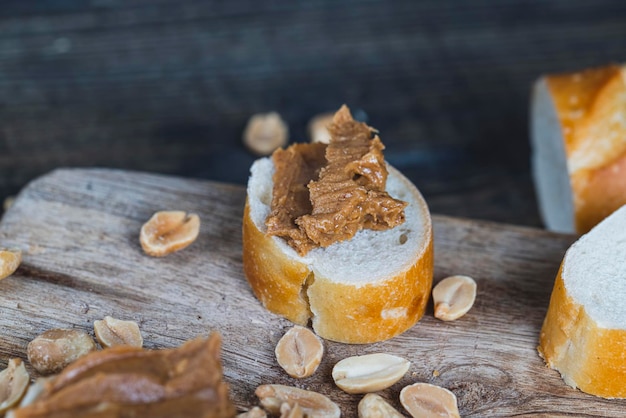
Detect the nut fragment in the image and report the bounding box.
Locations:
[27,329,96,375]
[332,353,410,394]
[275,325,324,378]
[358,393,404,418]
[0,248,22,280]
[3,196,15,212]
[0,359,30,414]
[255,384,340,418]
[140,210,200,257]
[432,275,477,321]
[94,316,143,348]
[236,406,267,418]
[307,113,334,144]
[400,382,460,418]
[11,378,50,411]
[243,112,288,155]
[280,402,304,418]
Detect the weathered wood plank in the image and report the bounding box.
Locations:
[0,168,621,416]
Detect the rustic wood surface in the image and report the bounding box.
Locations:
[0,168,623,416]
[2,1,626,227]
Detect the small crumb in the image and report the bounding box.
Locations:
[433,370,440,377]
[28,244,45,255]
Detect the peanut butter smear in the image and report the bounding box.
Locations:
[266,105,407,255]
[10,334,235,418]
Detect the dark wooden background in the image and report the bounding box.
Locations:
[1,0,626,227]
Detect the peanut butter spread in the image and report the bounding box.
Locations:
[11,334,235,418]
[266,105,407,255]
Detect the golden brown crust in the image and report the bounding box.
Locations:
[242,168,434,344]
[571,152,626,233]
[539,267,626,398]
[308,238,433,343]
[243,202,312,326]
[544,65,626,233]
[544,65,621,154]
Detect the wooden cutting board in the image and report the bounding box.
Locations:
[0,168,622,416]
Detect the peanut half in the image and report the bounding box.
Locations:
[432,275,477,321]
[9,378,50,412]
[243,112,288,156]
[0,248,22,280]
[358,393,404,418]
[400,382,460,418]
[94,316,143,348]
[255,384,340,418]
[27,329,97,375]
[275,325,324,378]
[307,113,334,144]
[0,359,30,414]
[140,211,200,257]
[332,353,410,394]
[280,402,304,418]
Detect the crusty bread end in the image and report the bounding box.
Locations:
[531,64,626,234]
[539,205,626,398]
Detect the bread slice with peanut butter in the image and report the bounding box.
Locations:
[242,105,433,344]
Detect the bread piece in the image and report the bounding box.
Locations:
[531,64,626,234]
[538,204,626,398]
[243,158,433,344]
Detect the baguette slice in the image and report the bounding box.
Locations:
[531,64,626,234]
[243,158,433,344]
[538,204,626,398]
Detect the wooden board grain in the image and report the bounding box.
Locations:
[0,168,622,416]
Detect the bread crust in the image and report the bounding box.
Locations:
[242,166,434,344]
[544,65,626,233]
[242,202,312,326]
[307,238,433,343]
[539,266,626,398]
